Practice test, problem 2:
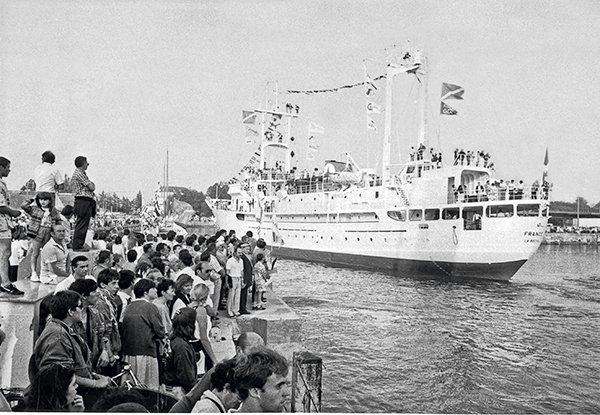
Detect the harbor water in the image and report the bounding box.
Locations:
[275,245,600,413]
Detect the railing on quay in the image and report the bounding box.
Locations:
[291,351,322,413]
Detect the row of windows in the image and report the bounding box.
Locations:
[387,204,545,222]
[285,232,396,243]
[289,191,381,202]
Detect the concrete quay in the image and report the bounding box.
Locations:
[209,286,305,370]
[0,254,304,388]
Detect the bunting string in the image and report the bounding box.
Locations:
[285,74,386,95]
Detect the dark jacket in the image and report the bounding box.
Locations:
[31,319,94,381]
[122,300,165,358]
[241,254,253,286]
[163,336,197,392]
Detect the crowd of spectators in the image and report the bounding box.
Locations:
[9,222,283,411]
[1,152,292,412]
[450,179,551,204]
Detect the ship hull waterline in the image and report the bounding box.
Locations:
[270,245,526,282]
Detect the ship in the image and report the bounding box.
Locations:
[207,46,551,281]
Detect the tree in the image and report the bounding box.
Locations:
[551,197,593,213]
[135,191,143,210]
[206,182,230,200]
[575,196,591,213]
[168,187,212,217]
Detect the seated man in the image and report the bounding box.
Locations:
[233,348,290,412]
[40,224,70,284]
[30,290,111,390]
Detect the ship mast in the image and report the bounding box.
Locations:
[382,48,423,185]
[418,67,429,149]
[256,84,298,172]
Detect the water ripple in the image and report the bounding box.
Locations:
[277,246,600,413]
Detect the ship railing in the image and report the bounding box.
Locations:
[447,185,551,204]
[260,171,295,181]
[212,199,232,210]
[286,181,340,195]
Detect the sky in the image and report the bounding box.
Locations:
[1,0,599,205]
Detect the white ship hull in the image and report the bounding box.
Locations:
[210,184,548,282]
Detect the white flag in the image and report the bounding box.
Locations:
[245,126,259,144]
[367,116,377,131]
[308,121,325,134]
[366,100,381,114]
[307,143,319,161]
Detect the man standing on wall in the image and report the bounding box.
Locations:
[0,157,24,296]
[34,150,65,206]
[71,156,96,251]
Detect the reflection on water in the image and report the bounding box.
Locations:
[277,245,600,413]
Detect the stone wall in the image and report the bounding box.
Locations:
[543,232,600,245]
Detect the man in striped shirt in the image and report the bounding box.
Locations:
[71,156,96,251]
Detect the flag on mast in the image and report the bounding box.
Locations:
[440,101,458,115]
[366,100,382,114]
[308,121,325,134]
[242,110,257,124]
[244,126,259,144]
[441,83,464,100]
[366,116,377,131]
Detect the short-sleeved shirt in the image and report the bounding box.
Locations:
[71,168,94,198]
[34,162,64,192]
[226,256,243,278]
[40,238,68,279]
